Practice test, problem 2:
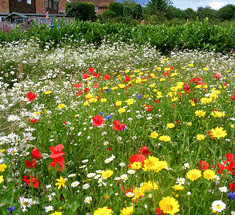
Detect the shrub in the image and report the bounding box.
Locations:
[102,10,118,20]
[108,2,124,17]
[65,2,96,21]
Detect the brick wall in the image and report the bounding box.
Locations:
[0,0,10,13]
[9,0,36,13]
[59,0,67,13]
[35,0,45,14]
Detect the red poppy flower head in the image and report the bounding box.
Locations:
[25,160,37,168]
[124,76,130,83]
[214,73,221,79]
[83,73,90,79]
[225,153,234,162]
[198,161,209,171]
[229,182,235,192]
[138,146,151,156]
[226,162,235,175]
[28,119,38,123]
[113,120,125,131]
[92,115,105,127]
[31,148,41,160]
[49,144,65,158]
[103,74,111,80]
[231,92,235,100]
[26,92,36,102]
[156,207,165,215]
[88,67,95,73]
[129,154,146,165]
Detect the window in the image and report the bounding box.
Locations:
[54,3,58,10]
[17,0,22,2]
[27,0,32,4]
[49,0,52,8]
[45,0,48,7]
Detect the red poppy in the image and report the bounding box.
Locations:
[198,161,209,171]
[49,144,65,159]
[156,207,165,215]
[229,183,235,192]
[25,160,37,168]
[103,74,111,80]
[22,175,39,188]
[84,88,90,93]
[217,164,225,174]
[163,71,169,77]
[214,73,221,79]
[76,91,82,96]
[225,153,234,161]
[113,120,125,131]
[224,83,229,88]
[138,146,151,156]
[92,115,104,127]
[88,67,95,73]
[31,148,41,160]
[94,83,99,89]
[190,77,202,84]
[93,72,101,78]
[226,162,235,175]
[28,119,38,123]
[73,83,82,89]
[129,154,146,165]
[50,156,65,171]
[183,84,190,93]
[124,76,130,83]
[231,92,235,100]
[26,92,36,102]
[83,73,90,79]
[155,100,161,104]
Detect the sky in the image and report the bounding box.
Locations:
[138,0,235,10]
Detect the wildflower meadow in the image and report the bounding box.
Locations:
[0,38,234,215]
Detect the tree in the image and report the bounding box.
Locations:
[165,6,186,20]
[145,0,173,16]
[196,6,216,20]
[217,4,235,21]
[184,8,197,20]
[108,2,124,16]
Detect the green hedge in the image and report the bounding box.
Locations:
[65,2,96,21]
[108,2,124,17]
[0,19,234,54]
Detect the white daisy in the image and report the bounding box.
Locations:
[212,200,226,212]
[71,181,80,187]
[82,184,90,189]
[44,206,54,213]
[84,196,92,204]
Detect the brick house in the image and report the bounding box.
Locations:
[0,0,61,14]
[59,0,70,13]
[71,0,115,14]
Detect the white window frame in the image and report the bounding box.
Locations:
[27,0,32,4]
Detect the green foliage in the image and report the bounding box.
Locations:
[166,6,187,20]
[108,2,124,17]
[0,19,234,54]
[184,8,197,20]
[123,3,143,20]
[110,17,139,25]
[65,2,96,21]
[145,0,172,16]
[217,4,235,21]
[102,10,118,20]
